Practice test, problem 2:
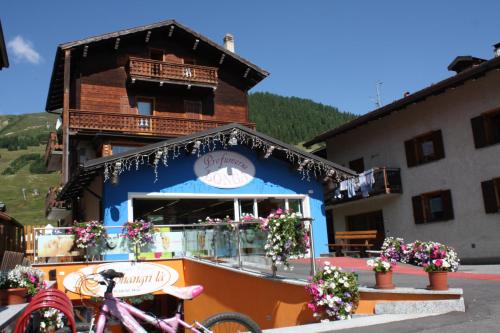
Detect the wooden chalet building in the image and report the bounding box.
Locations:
[44,20,269,221]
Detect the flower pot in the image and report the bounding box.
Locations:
[427,271,448,290]
[0,288,28,305]
[375,271,395,289]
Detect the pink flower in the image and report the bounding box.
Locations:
[276,208,283,215]
[435,259,443,267]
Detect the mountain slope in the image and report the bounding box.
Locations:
[248,92,356,145]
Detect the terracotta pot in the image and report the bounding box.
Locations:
[0,287,28,305]
[428,271,448,290]
[375,271,395,289]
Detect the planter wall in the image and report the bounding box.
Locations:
[0,287,27,305]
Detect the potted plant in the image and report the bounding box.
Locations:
[381,237,405,263]
[122,219,154,259]
[306,261,359,321]
[421,242,459,290]
[72,220,106,249]
[0,265,45,305]
[367,256,396,289]
[261,209,310,275]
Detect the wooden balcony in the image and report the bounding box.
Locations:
[45,186,70,220]
[44,132,63,172]
[68,109,256,137]
[127,57,218,87]
[327,167,402,206]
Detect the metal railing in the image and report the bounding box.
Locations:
[32,219,316,281]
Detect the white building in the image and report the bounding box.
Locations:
[306,45,500,263]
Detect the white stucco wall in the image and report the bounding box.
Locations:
[327,70,500,262]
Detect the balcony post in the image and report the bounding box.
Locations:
[62,49,71,184]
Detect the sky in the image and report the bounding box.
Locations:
[1,1,500,116]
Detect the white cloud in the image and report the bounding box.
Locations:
[7,36,41,64]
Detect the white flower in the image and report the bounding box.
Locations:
[344,282,350,288]
[40,322,46,328]
[367,259,374,267]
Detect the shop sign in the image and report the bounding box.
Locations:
[194,151,255,188]
[63,262,179,297]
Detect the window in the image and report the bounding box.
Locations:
[137,98,154,116]
[412,190,454,224]
[481,177,500,214]
[348,158,365,174]
[404,130,445,167]
[184,100,202,116]
[471,109,500,148]
[150,49,164,61]
[112,145,137,155]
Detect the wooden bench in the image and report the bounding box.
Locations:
[327,230,378,257]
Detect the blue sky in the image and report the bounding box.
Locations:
[1,1,500,116]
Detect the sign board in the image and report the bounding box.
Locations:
[37,234,75,257]
[194,151,255,188]
[63,262,179,297]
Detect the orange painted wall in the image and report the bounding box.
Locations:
[34,259,185,300]
[182,259,315,329]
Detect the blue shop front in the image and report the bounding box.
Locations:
[63,124,354,261]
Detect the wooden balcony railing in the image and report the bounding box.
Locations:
[68,109,256,137]
[44,132,63,171]
[45,186,67,216]
[128,57,218,86]
[327,167,402,205]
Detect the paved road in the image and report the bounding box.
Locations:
[330,271,500,333]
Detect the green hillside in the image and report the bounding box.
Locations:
[0,145,59,225]
[248,92,356,144]
[0,93,357,224]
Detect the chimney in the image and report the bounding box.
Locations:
[494,43,500,58]
[223,33,235,53]
[447,56,486,74]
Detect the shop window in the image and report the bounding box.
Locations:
[137,97,154,116]
[412,190,454,224]
[481,177,500,214]
[348,158,365,174]
[471,109,500,148]
[288,199,303,214]
[256,198,286,218]
[404,130,445,167]
[239,200,255,216]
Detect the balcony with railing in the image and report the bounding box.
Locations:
[45,186,70,220]
[327,167,402,206]
[68,109,256,137]
[44,132,63,172]
[127,57,218,87]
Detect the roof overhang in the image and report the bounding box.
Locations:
[0,20,9,70]
[305,55,500,146]
[46,20,269,112]
[58,124,356,201]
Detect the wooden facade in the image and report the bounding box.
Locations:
[44,20,268,220]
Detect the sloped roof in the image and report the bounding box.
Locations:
[305,54,500,146]
[58,123,355,200]
[0,20,9,70]
[46,19,269,111]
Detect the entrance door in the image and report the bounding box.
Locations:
[346,210,385,249]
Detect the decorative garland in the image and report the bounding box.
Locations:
[102,128,351,183]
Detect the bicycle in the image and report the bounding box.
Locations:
[84,269,262,333]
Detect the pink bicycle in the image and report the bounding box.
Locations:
[88,269,262,333]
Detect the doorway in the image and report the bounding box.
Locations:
[346,210,385,249]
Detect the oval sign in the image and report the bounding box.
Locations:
[63,262,179,297]
[194,151,255,189]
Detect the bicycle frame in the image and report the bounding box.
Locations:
[95,293,206,333]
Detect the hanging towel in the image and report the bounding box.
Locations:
[359,169,375,197]
[346,178,357,198]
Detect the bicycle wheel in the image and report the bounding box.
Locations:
[201,312,262,333]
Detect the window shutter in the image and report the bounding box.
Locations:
[405,139,417,167]
[412,195,425,224]
[471,116,487,148]
[433,130,445,159]
[481,180,498,214]
[441,190,454,220]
